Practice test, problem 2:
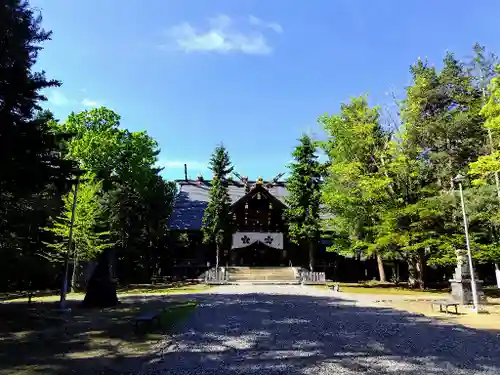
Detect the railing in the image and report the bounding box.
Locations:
[299,270,326,284]
[204,267,228,284]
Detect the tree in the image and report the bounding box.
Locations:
[386,54,486,286]
[51,107,176,284]
[202,144,234,269]
[50,107,159,189]
[0,1,75,290]
[468,64,500,278]
[320,96,391,281]
[285,135,322,271]
[42,175,112,290]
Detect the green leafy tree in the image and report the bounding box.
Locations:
[43,175,111,262]
[202,144,234,269]
[468,64,500,274]
[50,107,175,283]
[51,107,160,189]
[469,66,500,182]
[320,96,390,280]
[285,135,322,271]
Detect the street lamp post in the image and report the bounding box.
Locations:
[454,174,479,312]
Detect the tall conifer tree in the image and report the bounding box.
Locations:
[285,135,322,271]
[202,144,234,269]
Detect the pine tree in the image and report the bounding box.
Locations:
[202,144,234,269]
[0,1,70,193]
[285,135,322,271]
[0,1,75,289]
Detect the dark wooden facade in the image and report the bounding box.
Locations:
[229,183,290,266]
[232,183,287,233]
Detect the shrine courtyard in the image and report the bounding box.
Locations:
[2,284,500,375]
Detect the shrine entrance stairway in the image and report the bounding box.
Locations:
[227,266,299,284]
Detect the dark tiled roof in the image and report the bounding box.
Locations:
[168,179,332,231]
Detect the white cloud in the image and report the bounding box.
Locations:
[81,98,101,107]
[248,15,283,33]
[47,90,71,106]
[167,14,282,55]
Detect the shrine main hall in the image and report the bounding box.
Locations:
[168,173,332,269]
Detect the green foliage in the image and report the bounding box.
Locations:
[0,1,77,290]
[319,96,390,259]
[469,66,500,182]
[51,107,160,189]
[43,175,112,262]
[285,135,322,245]
[319,51,498,285]
[403,54,484,191]
[202,145,234,249]
[49,107,176,282]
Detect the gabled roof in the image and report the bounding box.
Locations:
[231,183,288,211]
[168,179,333,231]
[168,180,288,231]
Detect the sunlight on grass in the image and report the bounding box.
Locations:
[340,286,447,296]
[122,284,212,295]
[381,300,500,331]
[319,282,448,296]
[0,299,198,375]
[3,284,211,303]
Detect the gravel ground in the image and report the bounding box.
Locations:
[138,285,500,375]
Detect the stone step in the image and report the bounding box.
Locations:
[229,281,301,285]
[228,276,296,281]
[227,266,296,283]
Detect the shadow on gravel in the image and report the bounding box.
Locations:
[147,292,500,375]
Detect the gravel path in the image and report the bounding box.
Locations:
[139,285,500,375]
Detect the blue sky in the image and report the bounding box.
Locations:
[32,0,500,181]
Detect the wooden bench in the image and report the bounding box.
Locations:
[430,300,459,314]
[134,311,162,333]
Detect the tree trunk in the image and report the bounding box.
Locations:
[81,249,119,308]
[407,252,425,289]
[408,257,418,289]
[376,252,386,282]
[417,249,426,290]
[308,242,315,271]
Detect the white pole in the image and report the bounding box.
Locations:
[458,182,479,312]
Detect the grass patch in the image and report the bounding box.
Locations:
[3,283,211,303]
[378,299,500,331]
[118,283,212,295]
[321,282,448,296]
[0,297,197,375]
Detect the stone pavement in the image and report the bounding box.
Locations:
[138,285,500,375]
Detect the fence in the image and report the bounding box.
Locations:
[204,267,228,284]
[300,270,326,284]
